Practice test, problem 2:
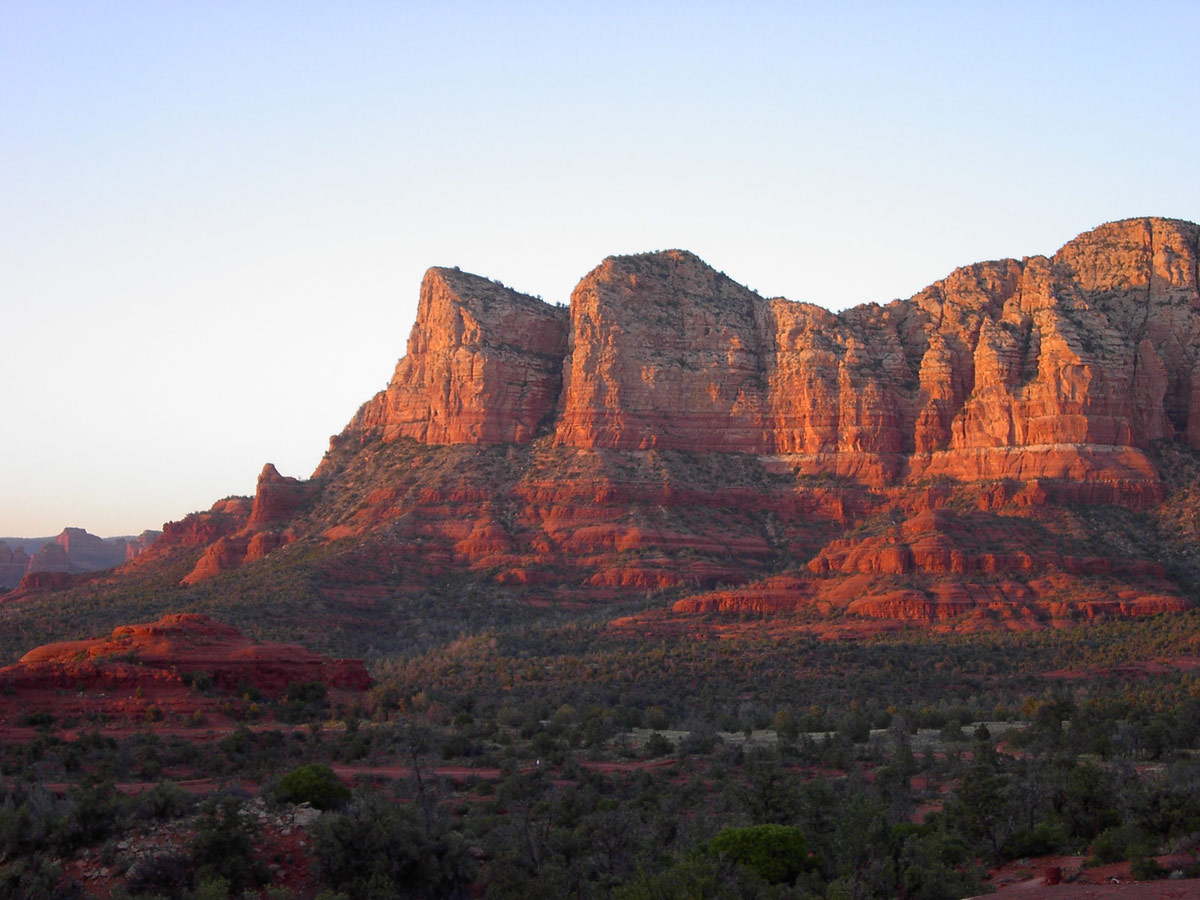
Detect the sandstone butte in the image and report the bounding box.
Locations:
[30,217,1200,633]
[0,613,371,730]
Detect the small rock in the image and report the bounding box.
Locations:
[293,805,321,828]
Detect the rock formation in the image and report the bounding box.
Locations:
[0,528,144,590]
[123,529,161,562]
[176,466,304,585]
[327,217,1199,509]
[4,613,370,697]
[0,613,371,730]
[53,527,127,570]
[330,267,569,456]
[42,218,1200,633]
[0,542,30,589]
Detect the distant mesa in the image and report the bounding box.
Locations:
[0,527,160,590]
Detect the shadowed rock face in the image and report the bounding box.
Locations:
[53,218,1199,632]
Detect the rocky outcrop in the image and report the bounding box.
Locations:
[0,528,135,589]
[54,527,128,571]
[26,541,70,575]
[327,267,569,459]
[555,250,770,452]
[249,463,309,527]
[6,613,371,697]
[123,530,161,562]
[177,464,302,584]
[127,499,251,571]
[670,500,1191,629]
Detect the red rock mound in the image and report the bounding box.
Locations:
[1,613,370,703]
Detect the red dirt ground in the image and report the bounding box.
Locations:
[978,854,1199,899]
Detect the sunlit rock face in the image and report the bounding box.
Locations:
[328,217,1198,507]
[332,267,569,454]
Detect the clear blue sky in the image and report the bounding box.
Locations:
[2,1,1198,536]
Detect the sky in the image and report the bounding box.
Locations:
[2,1,1199,537]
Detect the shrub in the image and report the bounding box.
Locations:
[182,671,214,691]
[1088,826,1128,865]
[708,824,816,885]
[311,794,475,897]
[277,680,330,723]
[125,850,193,899]
[272,763,351,811]
[134,782,193,822]
[615,854,763,900]
[1128,841,1168,880]
[645,732,674,757]
[189,795,265,892]
[1002,822,1067,859]
[773,709,800,743]
[0,855,66,900]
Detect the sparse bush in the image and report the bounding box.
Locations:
[19,711,54,728]
[271,763,350,811]
[125,850,193,899]
[189,795,265,893]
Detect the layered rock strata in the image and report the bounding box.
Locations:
[331,267,569,455]
[327,218,1200,507]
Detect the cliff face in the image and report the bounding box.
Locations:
[328,218,1199,507]
[36,218,1200,635]
[555,250,771,452]
[330,267,569,457]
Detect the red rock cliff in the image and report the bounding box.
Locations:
[555,250,770,452]
[327,218,1200,504]
[330,267,569,455]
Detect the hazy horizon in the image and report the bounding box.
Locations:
[4,2,1199,535]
